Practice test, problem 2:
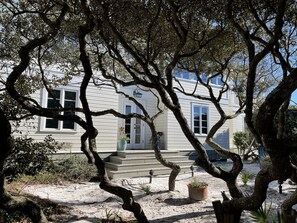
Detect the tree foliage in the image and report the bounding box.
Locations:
[1,0,297,222]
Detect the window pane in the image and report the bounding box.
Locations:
[202,114,207,121]
[217,77,223,86]
[124,105,132,142]
[201,73,207,83]
[194,120,199,127]
[174,70,182,78]
[64,101,75,108]
[202,121,207,128]
[48,90,60,99]
[202,108,208,120]
[62,91,76,130]
[65,91,76,100]
[182,71,189,79]
[63,111,75,129]
[135,135,141,144]
[47,99,60,108]
[46,118,58,129]
[194,127,200,134]
[211,78,217,85]
[194,106,199,114]
[191,73,198,81]
[46,90,60,129]
[63,120,75,129]
[125,105,131,114]
[202,127,207,134]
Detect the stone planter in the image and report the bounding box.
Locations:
[187,183,208,201]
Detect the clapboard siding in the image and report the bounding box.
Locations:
[13,71,244,154]
[167,81,239,150]
[14,82,118,152]
[173,79,229,100]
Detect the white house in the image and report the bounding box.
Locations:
[15,68,245,158]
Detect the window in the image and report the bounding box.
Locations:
[210,75,223,86]
[173,69,197,81]
[192,105,208,135]
[42,88,78,131]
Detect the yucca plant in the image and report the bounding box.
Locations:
[241,171,255,185]
[250,202,272,223]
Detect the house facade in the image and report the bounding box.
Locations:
[15,69,245,155]
[118,76,244,153]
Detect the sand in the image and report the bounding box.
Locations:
[23,162,296,223]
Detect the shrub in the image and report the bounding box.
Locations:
[4,135,63,179]
[16,172,63,185]
[49,155,97,181]
[233,131,258,160]
[139,183,151,195]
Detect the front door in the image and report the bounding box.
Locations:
[124,103,145,149]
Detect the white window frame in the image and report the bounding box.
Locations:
[40,87,80,132]
[192,104,209,136]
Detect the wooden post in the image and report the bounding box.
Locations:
[212,200,242,223]
[213,200,224,223]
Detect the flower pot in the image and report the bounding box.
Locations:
[187,184,208,201]
[118,139,127,151]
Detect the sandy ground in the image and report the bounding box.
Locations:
[23,162,297,223]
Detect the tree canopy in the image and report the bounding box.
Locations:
[1,0,297,222]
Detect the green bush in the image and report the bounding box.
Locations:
[48,156,98,181]
[4,135,63,179]
[233,131,258,160]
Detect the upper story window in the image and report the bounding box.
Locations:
[174,70,197,81]
[174,69,223,86]
[192,104,209,135]
[41,88,79,131]
[210,75,223,86]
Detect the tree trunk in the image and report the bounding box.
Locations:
[0,108,48,223]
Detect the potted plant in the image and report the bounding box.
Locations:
[118,127,129,151]
[187,176,208,201]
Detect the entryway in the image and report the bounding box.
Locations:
[124,102,145,149]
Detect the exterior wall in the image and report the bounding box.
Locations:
[13,71,244,153]
[165,78,244,151]
[14,82,119,153]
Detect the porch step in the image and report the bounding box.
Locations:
[107,165,197,179]
[116,150,181,158]
[106,160,195,171]
[105,150,197,179]
[109,155,188,164]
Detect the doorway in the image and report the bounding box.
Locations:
[124,102,145,149]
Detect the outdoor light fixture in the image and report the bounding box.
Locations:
[149,169,154,183]
[190,165,194,177]
[133,89,142,98]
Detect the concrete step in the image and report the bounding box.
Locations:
[105,160,195,171]
[105,150,198,179]
[117,150,180,158]
[107,165,196,179]
[109,155,188,164]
